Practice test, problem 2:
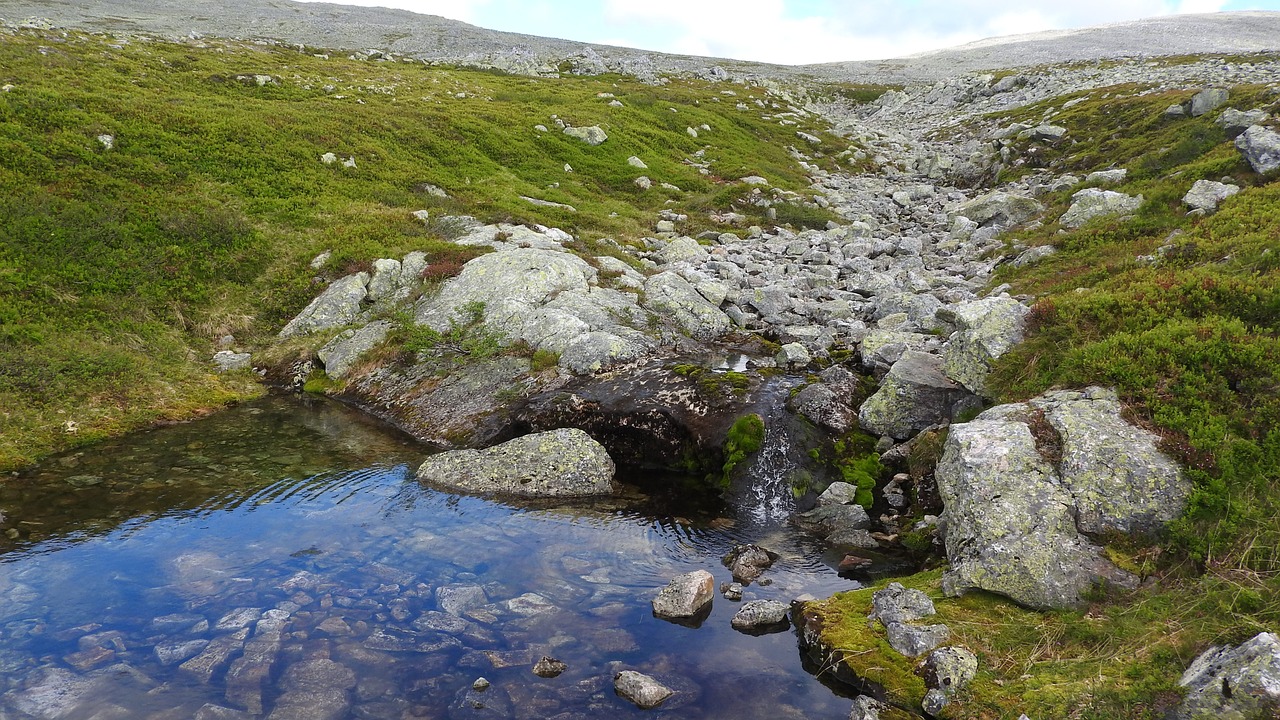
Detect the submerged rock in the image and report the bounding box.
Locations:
[652,570,714,622]
[1175,632,1280,719]
[416,428,616,498]
[615,670,673,709]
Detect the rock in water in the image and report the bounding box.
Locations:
[651,570,714,621]
[615,671,673,709]
[416,428,615,498]
[532,656,568,678]
[730,600,791,634]
[1236,124,1280,174]
[1175,632,1280,719]
[722,544,777,584]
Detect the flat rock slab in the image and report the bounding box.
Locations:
[416,428,616,498]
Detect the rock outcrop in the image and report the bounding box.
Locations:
[937,387,1187,608]
[1175,632,1280,719]
[415,428,616,498]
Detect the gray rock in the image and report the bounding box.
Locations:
[614,670,673,709]
[869,582,936,626]
[1189,87,1230,117]
[1236,124,1280,174]
[722,544,776,584]
[212,350,252,372]
[436,584,489,616]
[794,503,877,548]
[860,329,934,373]
[936,408,1136,609]
[1175,632,1280,719]
[1164,103,1188,119]
[627,155,648,169]
[655,236,708,265]
[859,351,969,440]
[652,570,714,621]
[532,656,567,678]
[1217,107,1271,138]
[1034,387,1188,535]
[366,258,402,302]
[560,330,650,374]
[1086,168,1128,185]
[1059,188,1143,228]
[886,621,950,657]
[817,481,859,507]
[922,688,950,716]
[951,191,1042,229]
[1010,245,1057,267]
[416,428,616,498]
[849,695,890,720]
[942,297,1029,396]
[267,659,356,720]
[776,342,812,368]
[730,600,792,633]
[317,321,391,380]
[1183,179,1240,212]
[278,273,369,338]
[1028,124,1067,141]
[641,271,731,340]
[923,646,979,694]
[563,125,607,145]
[156,639,209,665]
[792,383,855,434]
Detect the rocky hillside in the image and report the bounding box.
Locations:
[3,4,1280,718]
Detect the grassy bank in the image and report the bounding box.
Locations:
[0,27,856,468]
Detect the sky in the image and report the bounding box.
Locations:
[296,0,1280,65]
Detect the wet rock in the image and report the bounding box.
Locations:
[195,704,252,720]
[868,582,936,626]
[722,583,744,601]
[614,670,673,709]
[941,296,1028,396]
[436,583,490,616]
[317,321,392,380]
[267,659,356,720]
[278,273,369,339]
[472,677,490,691]
[1058,188,1143,229]
[885,622,950,657]
[652,570,714,622]
[730,600,791,634]
[6,668,95,718]
[180,629,248,683]
[533,656,568,678]
[224,632,281,714]
[155,639,209,666]
[1236,124,1280,174]
[859,351,969,440]
[1183,179,1240,213]
[791,383,855,433]
[817,481,859,507]
[416,428,615,498]
[1175,632,1280,719]
[722,544,777,584]
[64,646,115,671]
[214,607,262,631]
[794,503,877,548]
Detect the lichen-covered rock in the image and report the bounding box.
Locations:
[641,271,731,340]
[937,416,1132,609]
[951,191,1042,229]
[652,570,714,621]
[213,350,252,373]
[860,329,935,373]
[859,351,969,440]
[885,622,950,657]
[1175,632,1280,719]
[614,671,673,709]
[794,503,873,549]
[278,273,368,338]
[563,125,608,145]
[942,297,1029,396]
[317,321,391,380]
[1189,87,1230,117]
[1236,124,1280,174]
[730,600,791,633]
[923,646,979,695]
[415,428,615,498]
[869,582,936,626]
[776,342,812,368]
[1217,108,1270,138]
[1059,188,1143,229]
[1183,179,1240,212]
[817,481,859,507]
[791,382,856,434]
[1034,387,1187,535]
[365,258,402,302]
[655,236,709,265]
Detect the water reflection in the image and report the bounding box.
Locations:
[0,396,855,719]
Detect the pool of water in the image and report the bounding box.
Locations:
[0,395,859,719]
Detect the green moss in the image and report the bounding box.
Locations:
[721,413,766,486]
[530,348,560,372]
[301,369,341,395]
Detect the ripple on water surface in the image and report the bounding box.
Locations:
[0,396,857,718]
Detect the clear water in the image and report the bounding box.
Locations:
[0,396,857,719]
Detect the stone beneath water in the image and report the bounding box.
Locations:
[416,428,616,498]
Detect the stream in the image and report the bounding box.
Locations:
[0,395,863,719]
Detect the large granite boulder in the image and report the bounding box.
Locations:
[278,273,368,338]
[1183,179,1240,213]
[951,192,1042,229]
[640,271,731,340]
[941,297,1029,396]
[1217,108,1270,138]
[1175,632,1280,719]
[1059,189,1143,229]
[317,321,392,379]
[415,428,616,498]
[859,352,970,440]
[937,387,1187,608]
[1236,124,1280,174]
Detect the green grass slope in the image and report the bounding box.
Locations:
[0,28,858,469]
